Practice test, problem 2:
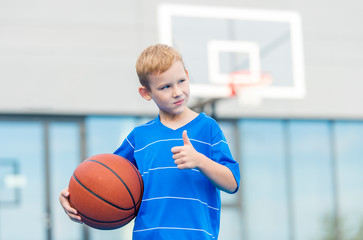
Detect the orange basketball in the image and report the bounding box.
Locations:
[68,154,143,230]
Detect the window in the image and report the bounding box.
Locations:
[1,116,363,240]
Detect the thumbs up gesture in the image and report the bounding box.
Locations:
[171,130,201,169]
[171,130,238,193]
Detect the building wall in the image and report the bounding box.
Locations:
[0,0,362,118]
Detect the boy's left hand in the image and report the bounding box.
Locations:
[172,130,238,193]
[171,130,202,169]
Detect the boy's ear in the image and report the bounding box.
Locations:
[186,69,189,79]
[138,86,152,101]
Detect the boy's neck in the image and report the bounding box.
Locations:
[159,108,199,130]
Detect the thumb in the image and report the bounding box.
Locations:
[182,130,191,145]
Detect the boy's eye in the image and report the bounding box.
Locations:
[160,85,170,90]
[178,79,185,84]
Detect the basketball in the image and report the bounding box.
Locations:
[68,154,143,230]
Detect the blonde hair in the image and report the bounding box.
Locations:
[136,44,185,89]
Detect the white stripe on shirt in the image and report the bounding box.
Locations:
[141,166,200,176]
[134,138,227,153]
[211,140,228,147]
[135,138,181,153]
[133,226,215,239]
[141,166,178,175]
[142,196,220,211]
[126,137,135,149]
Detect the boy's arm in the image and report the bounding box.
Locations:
[171,130,238,194]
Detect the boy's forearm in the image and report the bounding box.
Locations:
[196,153,238,194]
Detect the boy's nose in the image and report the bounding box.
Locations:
[173,86,183,98]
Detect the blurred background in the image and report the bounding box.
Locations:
[0,0,362,240]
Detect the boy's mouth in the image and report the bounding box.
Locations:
[174,99,184,105]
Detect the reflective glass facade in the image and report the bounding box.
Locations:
[0,116,362,240]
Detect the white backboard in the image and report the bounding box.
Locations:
[158,4,306,104]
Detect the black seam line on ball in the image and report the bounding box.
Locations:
[126,158,143,206]
[77,208,135,224]
[73,173,134,211]
[86,159,137,212]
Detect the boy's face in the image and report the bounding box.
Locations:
[139,61,190,117]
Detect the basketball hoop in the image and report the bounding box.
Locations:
[228,70,272,107]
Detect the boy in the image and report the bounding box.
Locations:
[60,44,240,239]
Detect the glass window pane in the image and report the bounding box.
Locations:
[219,120,239,205]
[50,122,83,240]
[0,121,45,240]
[219,208,242,239]
[239,120,289,240]
[335,121,363,239]
[218,120,241,240]
[86,116,139,156]
[289,121,335,240]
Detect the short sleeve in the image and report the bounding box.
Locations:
[211,122,240,193]
[113,130,137,168]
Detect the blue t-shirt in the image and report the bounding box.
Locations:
[114,113,240,239]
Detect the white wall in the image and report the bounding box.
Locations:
[0,0,362,118]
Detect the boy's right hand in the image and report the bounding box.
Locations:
[59,188,83,224]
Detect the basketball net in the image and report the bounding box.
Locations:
[228,70,272,107]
